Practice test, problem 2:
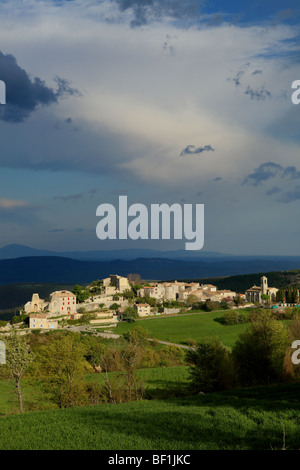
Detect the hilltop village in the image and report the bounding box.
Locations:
[4,273,293,332]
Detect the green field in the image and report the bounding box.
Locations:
[0,366,190,415]
[1,381,300,450]
[115,311,251,348]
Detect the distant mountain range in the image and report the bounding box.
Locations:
[0,254,300,285]
[0,244,230,261]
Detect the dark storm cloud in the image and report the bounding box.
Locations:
[115,0,201,27]
[180,144,215,156]
[48,228,65,233]
[0,51,80,123]
[242,162,300,186]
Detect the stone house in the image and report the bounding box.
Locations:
[134,303,151,317]
[29,314,58,330]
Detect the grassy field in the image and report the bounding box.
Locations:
[114,311,251,348]
[1,381,300,450]
[0,366,190,415]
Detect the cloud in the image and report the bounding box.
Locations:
[0,198,29,209]
[48,228,65,233]
[0,51,80,123]
[242,162,284,186]
[265,186,281,196]
[244,85,271,101]
[279,185,300,204]
[243,162,300,186]
[115,0,201,27]
[180,145,215,156]
[230,70,245,87]
[53,188,99,203]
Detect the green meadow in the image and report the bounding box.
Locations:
[115,311,251,348]
[0,366,191,415]
[1,381,300,450]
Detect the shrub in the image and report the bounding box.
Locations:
[222,311,239,325]
[232,311,290,387]
[187,337,235,393]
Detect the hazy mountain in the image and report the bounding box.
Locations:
[0,244,231,261]
[0,255,300,285]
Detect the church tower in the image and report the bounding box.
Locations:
[261,276,268,296]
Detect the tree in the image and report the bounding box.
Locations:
[32,333,89,408]
[3,329,34,413]
[84,338,106,372]
[100,343,144,403]
[187,337,235,393]
[72,285,90,303]
[122,307,138,323]
[276,290,285,303]
[125,326,149,347]
[233,296,244,306]
[204,300,220,312]
[110,303,120,311]
[232,311,290,386]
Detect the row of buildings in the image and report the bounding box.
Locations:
[22,274,281,331]
[137,281,238,303]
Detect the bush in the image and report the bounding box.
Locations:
[222,311,239,325]
[221,310,250,325]
[232,311,290,387]
[187,337,235,393]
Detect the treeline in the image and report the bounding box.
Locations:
[188,311,300,393]
[0,328,186,412]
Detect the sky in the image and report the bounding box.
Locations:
[0,0,299,255]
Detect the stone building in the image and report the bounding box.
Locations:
[136,281,234,303]
[134,303,151,317]
[24,293,48,314]
[24,290,77,317]
[245,276,278,303]
[48,290,77,316]
[102,275,130,295]
[29,314,58,329]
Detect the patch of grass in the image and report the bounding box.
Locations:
[88,365,191,399]
[115,311,251,348]
[1,382,300,449]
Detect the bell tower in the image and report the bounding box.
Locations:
[261,276,268,296]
